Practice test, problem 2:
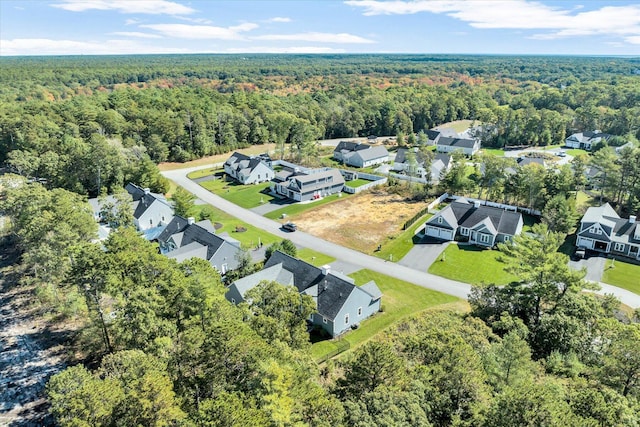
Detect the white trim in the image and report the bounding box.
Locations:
[614,242,625,252]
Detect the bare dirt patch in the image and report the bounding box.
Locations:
[293,190,426,253]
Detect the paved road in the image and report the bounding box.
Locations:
[163,166,472,300]
[162,166,640,308]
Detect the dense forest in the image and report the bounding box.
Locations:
[1,55,639,196]
[1,55,639,425]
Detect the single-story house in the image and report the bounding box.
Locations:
[225,251,382,337]
[224,152,274,185]
[157,215,243,275]
[576,203,640,260]
[424,198,523,247]
[436,137,481,156]
[565,131,612,151]
[272,167,344,202]
[333,141,389,168]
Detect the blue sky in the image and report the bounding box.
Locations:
[1,0,639,56]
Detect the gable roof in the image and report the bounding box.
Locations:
[395,147,426,165]
[426,129,441,141]
[427,200,522,236]
[437,137,478,149]
[225,152,272,177]
[334,141,370,153]
[354,145,389,162]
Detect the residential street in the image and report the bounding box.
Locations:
[162,166,640,308]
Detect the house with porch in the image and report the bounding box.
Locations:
[333,141,389,168]
[436,137,481,156]
[565,131,612,151]
[224,152,274,185]
[272,167,345,202]
[576,203,640,261]
[225,251,382,337]
[424,198,523,247]
[156,215,244,275]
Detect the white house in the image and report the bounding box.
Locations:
[333,141,389,168]
[565,131,612,151]
[224,152,274,184]
[576,203,640,260]
[436,137,481,156]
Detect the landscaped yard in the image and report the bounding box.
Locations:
[565,148,588,157]
[199,178,276,209]
[435,119,475,133]
[344,178,372,189]
[187,204,280,249]
[311,269,461,361]
[427,243,518,285]
[479,148,505,157]
[264,193,351,220]
[187,167,221,179]
[374,212,432,261]
[602,259,640,295]
[296,248,336,267]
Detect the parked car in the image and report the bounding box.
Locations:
[557,151,567,157]
[282,222,297,232]
[573,246,586,260]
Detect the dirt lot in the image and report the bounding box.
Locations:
[293,190,426,253]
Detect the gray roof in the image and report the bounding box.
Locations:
[166,241,209,263]
[567,131,612,144]
[395,147,426,166]
[225,152,272,177]
[334,141,370,153]
[287,168,345,194]
[517,157,545,167]
[437,137,478,149]
[360,281,382,300]
[354,145,389,162]
[231,263,295,298]
[426,129,441,141]
[579,203,640,246]
[427,200,522,236]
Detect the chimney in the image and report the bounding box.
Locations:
[630,215,636,224]
[143,187,151,194]
[321,265,331,276]
[188,217,195,225]
[473,200,481,209]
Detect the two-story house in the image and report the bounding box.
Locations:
[273,167,345,202]
[226,251,382,337]
[576,203,640,260]
[333,141,389,168]
[424,198,523,247]
[436,137,481,156]
[224,152,274,185]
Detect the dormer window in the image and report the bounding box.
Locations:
[590,226,601,235]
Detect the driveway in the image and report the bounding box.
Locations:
[503,147,574,166]
[162,165,639,308]
[250,196,293,216]
[568,253,606,283]
[398,238,450,271]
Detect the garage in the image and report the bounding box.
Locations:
[426,226,454,241]
[576,237,594,249]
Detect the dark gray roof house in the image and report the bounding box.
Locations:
[576,203,640,260]
[425,129,441,145]
[226,251,382,337]
[436,137,481,156]
[224,152,274,185]
[157,215,243,275]
[425,199,523,247]
[393,148,451,182]
[333,142,389,168]
[273,167,345,202]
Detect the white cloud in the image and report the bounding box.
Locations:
[626,36,640,44]
[254,32,374,44]
[140,23,258,39]
[125,18,141,25]
[51,0,194,15]
[269,17,291,22]
[111,31,162,38]
[0,38,189,56]
[345,1,640,43]
[226,46,346,53]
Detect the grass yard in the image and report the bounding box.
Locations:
[296,248,336,267]
[311,269,461,361]
[158,143,276,171]
[576,190,600,210]
[435,119,475,133]
[187,167,221,179]
[199,179,275,209]
[187,204,280,249]
[374,213,433,261]
[602,259,640,295]
[264,193,350,220]
[479,148,505,157]
[344,178,372,189]
[428,243,518,285]
[565,148,588,157]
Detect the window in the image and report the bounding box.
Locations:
[590,226,602,235]
[357,307,362,316]
[614,243,625,252]
[149,218,153,225]
[221,263,228,274]
[504,236,510,242]
[437,217,443,224]
[231,298,236,304]
[345,314,350,325]
[461,228,469,236]
[162,216,165,221]
[322,317,328,324]
[480,234,491,244]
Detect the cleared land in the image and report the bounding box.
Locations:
[310,269,462,361]
[428,243,518,285]
[291,190,428,254]
[602,259,640,295]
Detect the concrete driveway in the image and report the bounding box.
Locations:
[398,238,450,271]
[568,253,606,283]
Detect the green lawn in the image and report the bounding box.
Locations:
[199,178,275,209]
[264,193,351,220]
[297,248,336,267]
[187,167,221,179]
[428,243,518,285]
[373,213,433,261]
[479,148,505,157]
[436,119,474,133]
[344,178,372,189]
[187,204,280,249]
[311,269,459,361]
[565,148,588,157]
[576,190,599,210]
[602,259,640,295]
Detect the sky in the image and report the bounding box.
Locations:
[1,0,639,56]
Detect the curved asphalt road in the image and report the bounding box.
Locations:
[162,166,640,308]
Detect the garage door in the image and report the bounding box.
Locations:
[576,237,594,249]
[426,226,453,241]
